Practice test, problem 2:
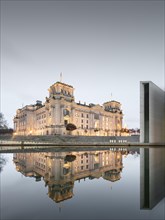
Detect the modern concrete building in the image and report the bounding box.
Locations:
[14,80,123,136]
[140,81,165,144]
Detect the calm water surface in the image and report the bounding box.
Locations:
[0,147,165,220]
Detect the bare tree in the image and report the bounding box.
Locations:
[0,155,7,172]
[0,112,8,129]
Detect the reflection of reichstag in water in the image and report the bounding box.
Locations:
[13,149,133,203]
[140,147,165,209]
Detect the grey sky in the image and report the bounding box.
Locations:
[1,0,164,128]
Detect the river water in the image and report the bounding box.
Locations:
[0,147,164,220]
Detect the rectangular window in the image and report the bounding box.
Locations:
[64,120,68,126]
[94,114,99,120]
[81,124,83,129]
[81,119,83,123]
[81,113,84,117]
[87,114,89,118]
[81,166,83,170]
[86,165,88,169]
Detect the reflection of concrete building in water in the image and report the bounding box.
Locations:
[13,80,123,136]
[13,150,123,203]
[140,148,165,209]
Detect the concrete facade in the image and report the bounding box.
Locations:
[140,81,165,144]
[14,81,123,136]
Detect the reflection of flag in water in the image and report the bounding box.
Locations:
[58,202,62,213]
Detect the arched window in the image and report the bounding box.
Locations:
[63,109,70,116]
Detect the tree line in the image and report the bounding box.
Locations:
[0,112,13,134]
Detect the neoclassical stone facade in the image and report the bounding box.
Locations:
[14,81,123,136]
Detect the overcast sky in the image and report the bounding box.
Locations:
[1,0,164,128]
